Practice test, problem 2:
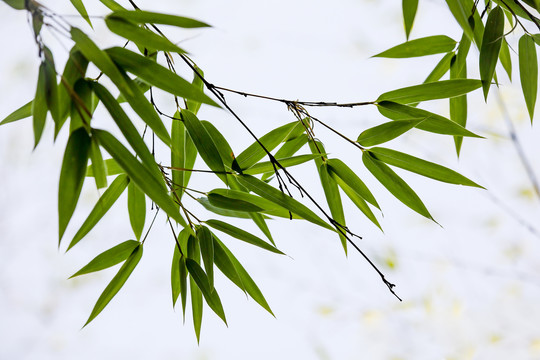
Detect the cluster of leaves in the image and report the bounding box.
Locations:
[0,0,538,340]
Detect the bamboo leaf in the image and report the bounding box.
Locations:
[500,38,512,80]
[68,174,129,251]
[86,158,123,177]
[127,181,146,240]
[424,52,454,83]
[197,226,215,290]
[70,240,139,278]
[261,134,308,181]
[519,34,538,122]
[197,197,260,219]
[450,34,470,156]
[318,162,347,252]
[98,0,125,11]
[362,151,433,220]
[110,10,210,28]
[377,79,481,104]
[205,219,284,254]
[0,101,32,126]
[186,67,205,115]
[171,111,186,202]
[201,120,235,167]
[208,193,264,212]
[59,128,91,243]
[243,154,320,175]
[92,129,188,228]
[369,147,483,187]
[171,243,181,307]
[187,235,203,341]
[69,0,93,28]
[2,0,25,10]
[84,244,143,326]
[106,47,218,108]
[479,6,504,100]
[402,0,418,40]
[89,137,108,189]
[374,35,456,58]
[33,63,47,148]
[445,0,484,45]
[42,47,60,126]
[357,119,424,146]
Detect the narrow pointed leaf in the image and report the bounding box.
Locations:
[3,0,25,10]
[479,6,505,99]
[171,111,185,201]
[243,154,320,174]
[499,38,512,80]
[445,0,484,45]
[318,163,347,251]
[326,159,380,208]
[374,35,456,58]
[171,244,181,307]
[201,120,235,167]
[127,181,146,240]
[68,174,129,250]
[187,235,203,341]
[110,10,210,28]
[261,134,308,181]
[197,226,215,290]
[42,47,60,125]
[186,259,227,324]
[205,219,284,254]
[84,244,143,326]
[98,0,125,11]
[357,119,424,146]
[377,79,481,104]
[33,63,47,148]
[450,40,469,156]
[208,193,264,212]
[402,0,418,39]
[59,128,91,243]
[86,158,123,177]
[362,151,433,219]
[424,52,454,83]
[186,67,205,115]
[197,197,260,219]
[70,240,139,278]
[89,137,108,189]
[213,237,245,292]
[519,34,538,121]
[69,0,93,27]
[248,213,274,245]
[1,101,32,126]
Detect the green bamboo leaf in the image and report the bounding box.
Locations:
[519,34,538,122]
[171,243,181,307]
[424,52,454,83]
[187,235,203,341]
[533,34,540,46]
[261,134,308,181]
[326,158,380,209]
[106,47,218,108]
[318,162,347,252]
[362,151,433,220]
[105,16,185,53]
[175,229,190,315]
[201,120,235,167]
[0,100,32,126]
[445,0,484,45]
[127,181,146,240]
[402,0,418,39]
[181,109,226,177]
[59,128,91,243]
[450,38,469,156]
[369,147,483,187]
[243,154,320,175]
[212,236,245,293]
[70,240,139,278]
[110,10,210,28]
[374,35,456,58]
[42,47,60,126]
[84,244,143,326]
[89,82,165,184]
[205,219,284,254]
[500,38,512,80]
[213,236,273,316]
[248,212,274,246]
[236,121,305,169]
[208,193,264,212]
[184,125,198,189]
[68,174,129,251]
[69,78,93,132]
[33,63,47,148]
[98,0,125,11]
[171,111,185,202]
[186,67,205,115]
[197,226,215,290]
[377,79,481,104]
[69,0,93,28]
[2,0,25,10]
[357,119,424,146]
[377,101,482,138]
[89,137,108,189]
[92,129,188,228]
[86,158,123,177]
[197,197,259,219]
[236,175,335,231]
[186,259,227,325]
[479,6,504,100]
[492,0,540,22]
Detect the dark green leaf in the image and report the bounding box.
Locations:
[171,111,186,202]
[110,10,210,28]
[42,47,60,125]
[402,0,418,39]
[59,128,91,243]
[84,244,143,326]
[69,0,93,27]
[197,226,215,290]
[479,6,504,99]
[33,63,47,148]
[519,34,538,122]
[2,0,25,10]
[208,193,264,212]
[201,120,235,167]
[68,174,129,251]
[357,119,424,146]
[374,35,456,58]
[0,101,32,126]
[377,79,481,104]
[445,0,483,45]
[197,197,259,219]
[70,240,139,278]
[187,235,203,341]
[362,151,433,220]
[205,219,284,254]
[89,137,108,189]
[127,181,146,240]
[450,38,469,156]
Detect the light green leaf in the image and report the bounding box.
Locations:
[127,182,146,240]
[479,6,504,100]
[377,79,481,104]
[205,219,284,254]
[106,47,218,108]
[186,67,205,115]
[197,197,259,219]
[59,128,91,243]
[445,0,483,45]
[33,63,47,148]
[374,35,456,58]
[197,226,215,290]
[362,151,433,220]
[97,0,125,11]
[188,234,203,341]
[86,158,123,177]
[171,111,186,202]
[0,101,32,126]
[170,240,188,314]
[68,174,129,251]
[519,34,538,122]
[369,147,483,187]
[357,119,424,146]
[70,240,139,278]
[171,244,181,307]
[450,37,469,156]
[84,244,143,326]
[105,15,185,53]
[261,134,308,181]
[424,52,454,83]
[318,162,347,252]
[377,101,482,138]
[2,0,25,10]
[243,154,320,175]
[69,0,93,28]
[92,129,188,228]
[110,10,210,28]
[201,120,235,167]
[89,137,107,189]
[208,192,264,212]
[236,175,335,231]
[326,158,380,209]
[402,0,418,39]
[500,38,512,80]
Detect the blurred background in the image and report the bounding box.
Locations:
[1,0,539,359]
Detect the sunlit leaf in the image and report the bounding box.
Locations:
[357,119,424,146]
[519,34,538,122]
[424,52,454,83]
[68,174,129,251]
[377,79,481,104]
[70,240,139,278]
[402,0,418,39]
[59,128,91,243]
[201,120,235,167]
[500,38,512,80]
[479,6,504,100]
[69,0,93,28]
[208,192,264,212]
[318,162,347,251]
[110,10,210,28]
[445,0,483,45]
[0,100,32,126]
[374,35,456,58]
[86,158,123,177]
[243,154,320,174]
[84,244,143,326]
[3,0,25,10]
[127,181,146,240]
[97,0,125,11]
[326,158,379,208]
